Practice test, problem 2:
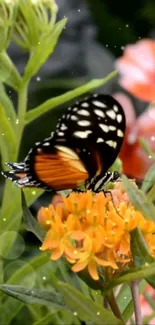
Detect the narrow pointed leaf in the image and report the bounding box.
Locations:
[25,71,118,123]
[131,228,155,288]
[0,103,17,166]
[0,52,21,90]
[146,184,155,202]
[139,138,155,160]
[57,282,122,325]
[104,262,155,292]
[0,285,66,309]
[0,187,43,233]
[0,83,16,126]
[23,18,67,82]
[131,228,154,266]
[21,189,45,242]
[141,165,155,193]
[122,175,155,222]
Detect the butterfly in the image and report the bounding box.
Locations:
[2,94,126,193]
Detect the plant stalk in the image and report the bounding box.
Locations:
[1,83,28,223]
[16,83,28,154]
[106,289,125,324]
[131,280,142,325]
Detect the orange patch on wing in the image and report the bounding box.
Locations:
[34,146,89,190]
[15,173,27,178]
[94,151,103,175]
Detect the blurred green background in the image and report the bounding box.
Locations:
[0,2,155,324]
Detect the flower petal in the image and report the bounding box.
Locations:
[88,259,99,280]
[72,260,88,272]
[116,39,155,101]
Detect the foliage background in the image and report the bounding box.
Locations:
[1,1,155,324]
[1,0,155,249]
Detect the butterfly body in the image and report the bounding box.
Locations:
[2,94,126,192]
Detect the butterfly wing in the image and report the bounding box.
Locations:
[53,94,126,176]
[2,94,126,191]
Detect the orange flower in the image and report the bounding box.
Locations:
[115,39,155,101]
[38,188,155,281]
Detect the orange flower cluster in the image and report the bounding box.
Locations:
[37,189,155,280]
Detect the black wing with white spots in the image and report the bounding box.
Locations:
[54,94,126,176]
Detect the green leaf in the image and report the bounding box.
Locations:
[131,228,154,266]
[0,297,24,325]
[0,231,18,259]
[33,312,61,325]
[131,228,155,287]
[139,137,155,160]
[0,187,43,232]
[0,188,44,264]
[122,302,133,323]
[18,0,41,48]
[25,71,118,124]
[122,175,155,222]
[0,254,51,324]
[0,52,21,90]
[27,305,43,324]
[147,184,155,202]
[7,253,49,286]
[104,262,155,292]
[0,83,16,126]
[0,103,17,166]
[116,284,133,322]
[0,261,4,285]
[141,164,155,193]
[117,280,146,322]
[77,268,102,291]
[21,189,45,242]
[23,18,67,82]
[0,285,66,309]
[57,282,122,325]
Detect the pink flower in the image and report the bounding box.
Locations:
[115,39,155,101]
[140,285,155,324]
[113,92,155,179]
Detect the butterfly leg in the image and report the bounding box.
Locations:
[103,190,122,218]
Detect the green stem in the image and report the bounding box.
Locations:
[16,84,28,154]
[1,83,28,223]
[25,70,118,124]
[131,280,142,325]
[106,290,125,324]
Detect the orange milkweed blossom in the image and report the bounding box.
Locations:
[115,39,155,102]
[37,187,155,281]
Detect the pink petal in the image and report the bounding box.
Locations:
[113,92,136,126]
[119,78,155,102]
[116,58,149,83]
[125,40,155,72]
